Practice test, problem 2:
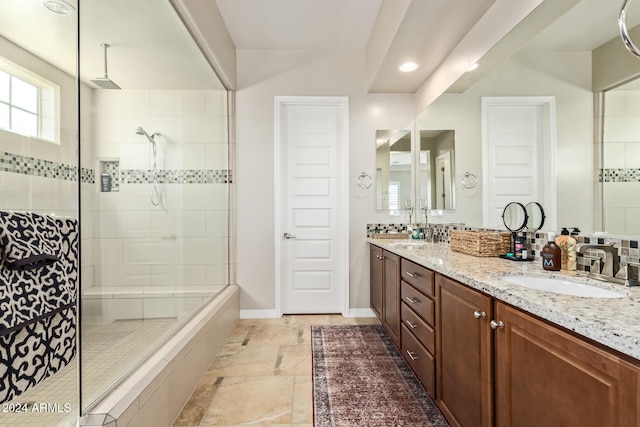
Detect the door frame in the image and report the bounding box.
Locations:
[481,96,557,230]
[274,96,349,316]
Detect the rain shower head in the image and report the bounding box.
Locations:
[91,43,120,90]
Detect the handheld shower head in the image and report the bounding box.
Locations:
[135,127,160,143]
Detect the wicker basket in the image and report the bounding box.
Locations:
[371,233,411,239]
[450,230,511,257]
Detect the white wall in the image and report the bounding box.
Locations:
[415,53,594,233]
[236,50,414,313]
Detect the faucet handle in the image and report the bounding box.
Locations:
[622,262,640,287]
[583,254,603,274]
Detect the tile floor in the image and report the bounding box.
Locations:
[172,314,380,427]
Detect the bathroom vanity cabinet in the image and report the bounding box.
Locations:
[369,245,401,346]
[369,245,383,319]
[437,274,640,427]
[436,274,493,427]
[400,258,437,397]
[369,242,640,427]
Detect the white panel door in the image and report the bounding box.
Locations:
[276,97,348,314]
[482,97,556,230]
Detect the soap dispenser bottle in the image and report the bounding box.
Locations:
[542,232,561,271]
[555,228,577,271]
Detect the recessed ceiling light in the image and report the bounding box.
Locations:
[399,62,419,73]
[41,0,76,15]
[467,63,479,72]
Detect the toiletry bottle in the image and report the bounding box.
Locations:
[514,235,526,259]
[555,228,577,271]
[542,232,561,271]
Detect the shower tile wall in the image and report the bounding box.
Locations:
[82,89,229,323]
[602,90,640,235]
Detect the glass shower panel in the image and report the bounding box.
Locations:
[0,1,80,426]
[79,0,229,412]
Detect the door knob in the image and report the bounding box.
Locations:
[283,233,297,239]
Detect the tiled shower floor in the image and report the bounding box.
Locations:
[1,317,181,427]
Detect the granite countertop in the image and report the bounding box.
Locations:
[369,238,640,362]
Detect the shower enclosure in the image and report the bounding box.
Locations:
[0,0,231,425]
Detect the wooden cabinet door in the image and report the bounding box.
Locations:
[436,274,493,427]
[382,250,400,346]
[369,244,383,320]
[494,302,640,427]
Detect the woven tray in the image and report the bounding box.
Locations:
[450,230,510,257]
[370,233,410,239]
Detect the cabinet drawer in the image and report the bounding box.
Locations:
[401,280,435,326]
[401,302,435,355]
[401,324,435,398]
[401,259,435,297]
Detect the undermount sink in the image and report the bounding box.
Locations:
[388,241,426,249]
[502,275,626,299]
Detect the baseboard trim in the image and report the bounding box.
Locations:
[240,309,282,319]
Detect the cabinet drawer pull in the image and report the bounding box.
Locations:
[406,271,421,278]
[406,320,418,329]
[490,320,505,330]
[406,350,419,361]
[473,310,486,319]
[405,296,419,304]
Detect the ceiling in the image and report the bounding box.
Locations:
[0,0,639,93]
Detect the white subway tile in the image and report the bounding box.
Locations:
[123,238,178,265]
[181,91,206,116]
[205,143,228,169]
[92,238,124,266]
[150,264,207,286]
[95,265,151,287]
[150,90,181,116]
[603,142,625,168]
[205,90,227,116]
[605,91,626,117]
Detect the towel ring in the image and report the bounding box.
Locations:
[356,172,373,189]
[462,172,478,189]
[620,0,640,58]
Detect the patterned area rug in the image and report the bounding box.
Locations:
[312,324,449,427]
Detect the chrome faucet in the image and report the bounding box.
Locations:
[576,242,638,287]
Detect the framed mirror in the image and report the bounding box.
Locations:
[376,129,412,211]
[418,130,456,210]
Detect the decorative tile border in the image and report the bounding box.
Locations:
[121,169,231,184]
[0,151,232,185]
[0,151,78,181]
[600,168,640,182]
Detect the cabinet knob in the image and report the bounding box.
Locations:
[406,350,419,361]
[406,271,421,278]
[405,296,419,304]
[376,254,383,260]
[473,310,486,319]
[406,320,418,329]
[490,320,505,330]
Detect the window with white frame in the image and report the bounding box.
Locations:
[0,65,57,143]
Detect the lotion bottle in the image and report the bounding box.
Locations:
[542,232,561,271]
